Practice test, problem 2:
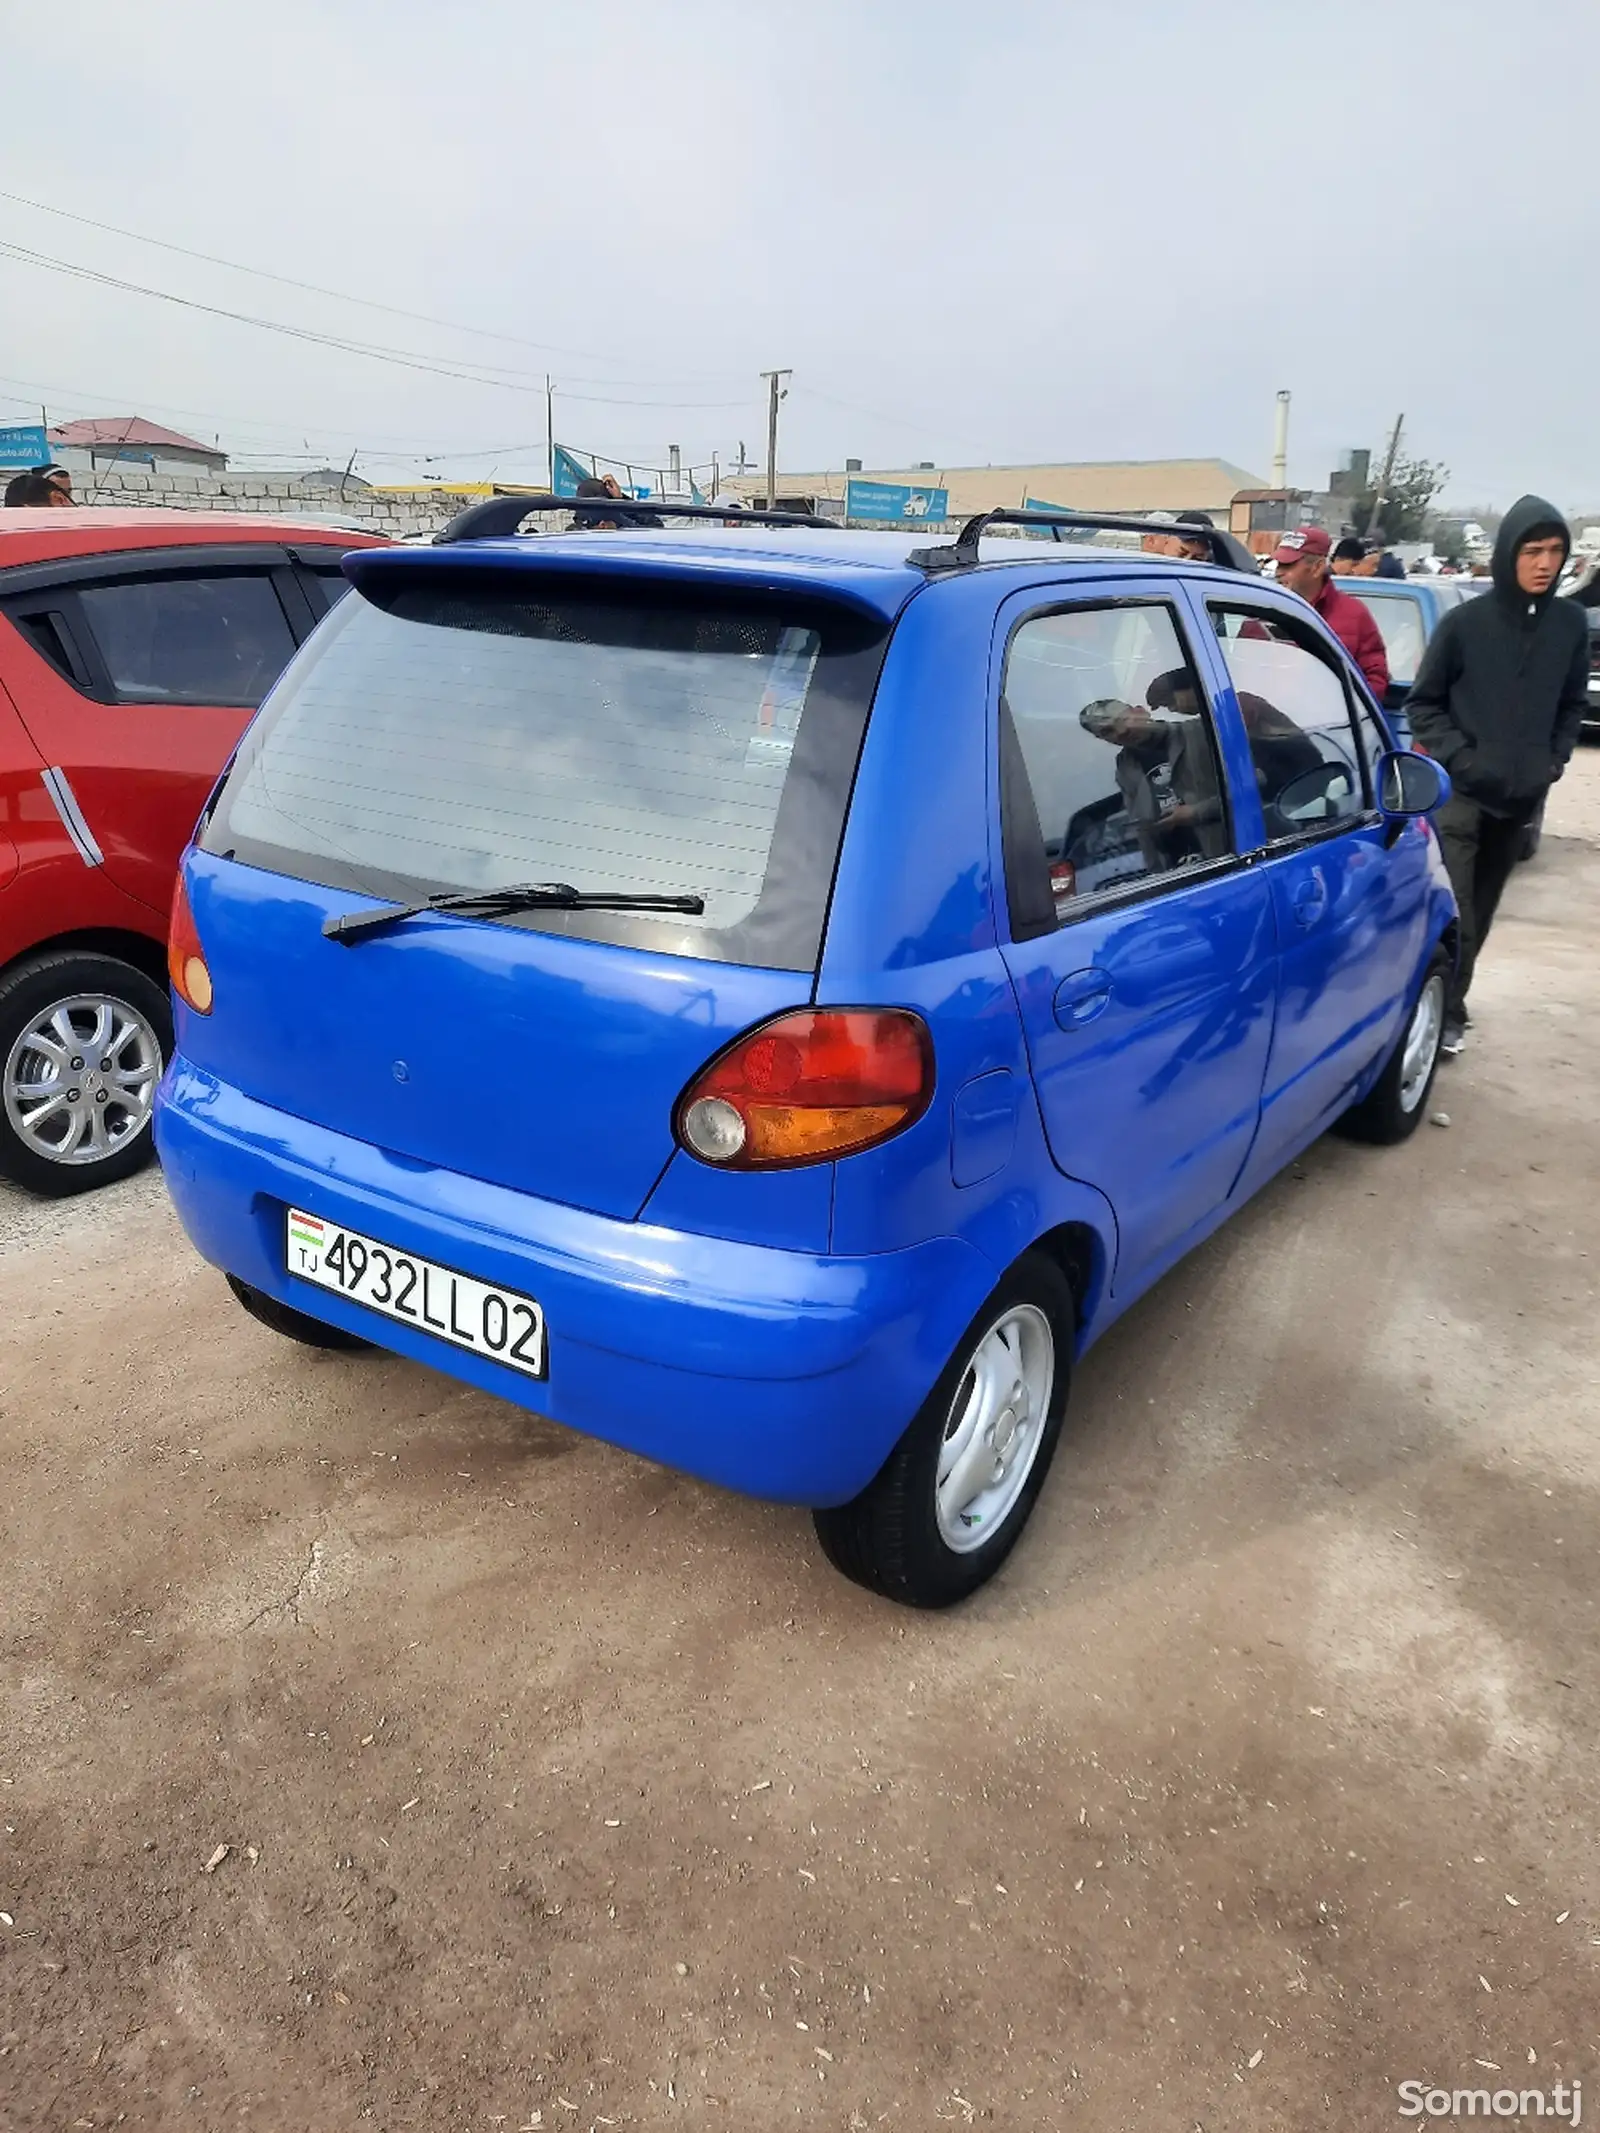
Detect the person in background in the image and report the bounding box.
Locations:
[1271,526,1390,697]
[1374,545,1406,579]
[1406,493,1589,1057]
[3,465,73,507]
[1331,537,1367,576]
[1170,509,1216,563]
[570,473,662,531]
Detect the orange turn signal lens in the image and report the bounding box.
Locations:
[168,874,213,1014]
[676,1009,933,1169]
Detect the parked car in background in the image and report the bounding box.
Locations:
[1338,577,1478,720]
[1566,558,1600,738]
[157,503,1456,1607]
[0,508,387,1196]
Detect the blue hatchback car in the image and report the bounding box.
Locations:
[156,504,1456,1607]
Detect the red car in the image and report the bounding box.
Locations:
[0,509,386,1195]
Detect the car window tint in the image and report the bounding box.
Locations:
[76,572,296,708]
[307,567,352,613]
[202,584,885,973]
[1210,607,1366,840]
[1346,588,1426,681]
[1002,602,1231,922]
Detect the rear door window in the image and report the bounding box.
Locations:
[1000,599,1233,930]
[76,572,298,707]
[201,578,886,972]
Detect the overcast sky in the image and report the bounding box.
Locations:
[3,0,1594,509]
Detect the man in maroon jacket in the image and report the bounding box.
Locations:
[1272,526,1390,698]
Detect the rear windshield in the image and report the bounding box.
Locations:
[201,576,887,971]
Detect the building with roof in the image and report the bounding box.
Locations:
[47,418,228,476]
[728,455,1266,524]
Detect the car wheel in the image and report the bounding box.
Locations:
[1335,948,1449,1146]
[226,1274,373,1351]
[813,1253,1072,1608]
[0,952,171,1198]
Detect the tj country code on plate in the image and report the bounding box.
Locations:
[285,1207,547,1379]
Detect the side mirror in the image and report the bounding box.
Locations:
[1378,749,1450,817]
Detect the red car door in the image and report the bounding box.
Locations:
[0,544,312,917]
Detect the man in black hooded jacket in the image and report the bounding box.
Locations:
[1406,494,1589,1054]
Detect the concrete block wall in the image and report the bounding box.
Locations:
[70,467,476,541]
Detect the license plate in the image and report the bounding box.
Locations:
[284,1208,546,1379]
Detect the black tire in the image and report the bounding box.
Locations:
[1336,947,1449,1146]
[813,1252,1073,1608]
[226,1273,373,1352]
[0,951,172,1198]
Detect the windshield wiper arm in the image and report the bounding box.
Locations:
[323,880,706,944]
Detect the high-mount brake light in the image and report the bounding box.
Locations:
[168,874,214,1014]
[676,1009,933,1169]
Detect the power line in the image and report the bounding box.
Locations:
[0,240,754,410]
[0,366,567,457]
[0,371,747,478]
[0,184,745,389]
[791,381,991,461]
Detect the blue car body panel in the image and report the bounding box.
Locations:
[157,533,1457,1508]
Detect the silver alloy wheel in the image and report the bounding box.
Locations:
[1398,972,1446,1113]
[934,1302,1055,1554]
[3,993,163,1168]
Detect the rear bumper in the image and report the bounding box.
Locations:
[155,1060,994,1505]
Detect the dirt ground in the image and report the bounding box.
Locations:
[3,756,1598,2133]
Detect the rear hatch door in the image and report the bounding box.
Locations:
[184,551,892,1220]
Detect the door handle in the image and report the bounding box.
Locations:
[1052,967,1112,1030]
[1290,871,1328,928]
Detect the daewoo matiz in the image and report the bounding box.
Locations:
[156,501,1456,1606]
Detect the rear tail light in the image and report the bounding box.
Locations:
[676,1008,933,1169]
[168,873,214,1014]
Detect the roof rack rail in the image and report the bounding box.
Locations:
[906,507,1259,576]
[434,492,840,544]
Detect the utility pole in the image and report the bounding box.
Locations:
[760,369,790,510]
[545,376,555,492]
[1369,412,1404,540]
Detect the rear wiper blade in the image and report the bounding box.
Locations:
[323,880,705,944]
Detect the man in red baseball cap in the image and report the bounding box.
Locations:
[1272,526,1390,698]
